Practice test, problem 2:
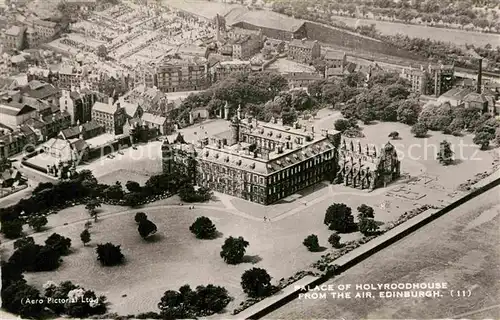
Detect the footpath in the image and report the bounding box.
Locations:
[230,176,500,319]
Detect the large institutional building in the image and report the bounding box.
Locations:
[162,109,401,205]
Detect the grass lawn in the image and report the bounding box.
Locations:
[2,203,345,316]
[314,113,497,191]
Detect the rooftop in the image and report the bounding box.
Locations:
[226,8,305,33]
[290,39,317,49]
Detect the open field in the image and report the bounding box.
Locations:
[333,16,500,47]
[268,185,500,319]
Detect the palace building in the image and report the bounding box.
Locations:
[162,108,400,205]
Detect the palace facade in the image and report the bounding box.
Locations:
[162,111,400,205]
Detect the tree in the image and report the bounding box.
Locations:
[13,237,35,250]
[358,105,376,124]
[328,232,342,248]
[334,119,351,132]
[125,180,142,193]
[190,216,217,239]
[2,281,45,318]
[135,212,148,223]
[220,236,249,264]
[158,284,231,318]
[45,233,72,255]
[124,192,143,207]
[27,215,48,232]
[302,234,320,252]
[411,122,428,138]
[97,44,108,59]
[80,229,91,246]
[496,128,500,145]
[358,218,380,236]
[33,246,62,271]
[357,204,375,220]
[96,243,124,266]
[437,140,454,165]
[388,131,399,139]
[138,219,158,239]
[324,203,355,233]
[104,183,124,200]
[85,199,101,222]
[397,99,421,125]
[1,219,23,239]
[241,268,273,297]
[473,131,494,150]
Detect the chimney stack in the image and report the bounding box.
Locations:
[477,58,483,94]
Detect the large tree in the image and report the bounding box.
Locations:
[190,216,217,239]
[27,215,48,232]
[473,131,493,150]
[96,243,124,266]
[324,203,355,233]
[358,218,380,236]
[241,268,273,297]
[396,99,421,125]
[303,234,321,252]
[411,122,428,138]
[45,233,72,256]
[357,204,375,220]
[1,219,24,239]
[138,219,158,239]
[437,140,454,165]
[220,236,249,264]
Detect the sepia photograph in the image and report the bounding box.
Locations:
[0,0,499,319]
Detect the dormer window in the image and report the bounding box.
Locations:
[225,156,229,162]
[276,160,281,166]
[277,133,282,138]
[215,153,219,158]
[250,163,255,169]
[286,135,291,140]
[205,151,209,157]
[237,159,242,165]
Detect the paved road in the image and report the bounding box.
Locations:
[268,186,500,320]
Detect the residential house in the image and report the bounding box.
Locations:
[3,26,26,51]
[23,17,59,47]
[141,112,172,135]
[0,168,25,188]
[43,137,89,162]
[286,72,323,90]
[91,98,127,135]
[59,88,99,125]
[0,130,32,158]
[210,60,251,83]
[19,80,60,108]
[263,38,285,54]
[288,39,320,64]
[0,95,38,128]
[154,56,210,93]
[59,120,104,140]
[232,35,262,60]
[324,51,347,69]
[41,111,72,139]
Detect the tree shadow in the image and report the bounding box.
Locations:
[311,246,327,252]
[144,233,163,243]
[452,159,463,165]
[210,231,224,239]
[242,255,262,264]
